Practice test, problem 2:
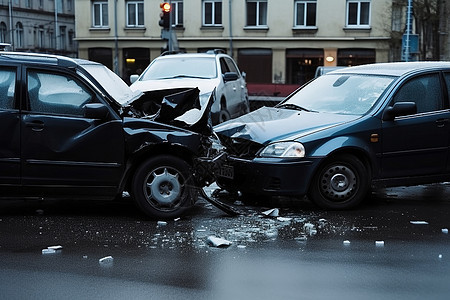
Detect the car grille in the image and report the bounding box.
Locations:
[217,134,262,159]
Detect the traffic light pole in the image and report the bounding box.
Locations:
[159,1,179,52]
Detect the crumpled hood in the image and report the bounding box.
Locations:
[214,106,358,145]
[130,78,218,95]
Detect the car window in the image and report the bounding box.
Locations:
[0,68,16,110]
[224,57,239,75]
[219,58,230,75]
[392,73,442,114]
[27,70,94,117]
[140,57,217,80]
[443,73,450,104]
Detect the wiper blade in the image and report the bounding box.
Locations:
[159,75,210,80]
[278,103,315,112]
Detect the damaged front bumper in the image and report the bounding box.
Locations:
[214,155,322,196]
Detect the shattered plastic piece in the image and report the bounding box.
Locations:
[277,217,292,222]
[262,208,279,217]
[439,254,443,259]
[303,223,317,236]
[375,241,385,247]
[343,240,351,245]
[442,228,448,234]
[174,218,181,222]
[237,245,247,249]
[47,245,63,250]
[99,256,114,264]
[42,248,56,254]
[410,221,429,225]
[157,221,168,226]
[206,236,232,248]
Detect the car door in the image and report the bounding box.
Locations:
[381,72,450,178]
[21,67,125,192]
[219,57,240,116]
[0,66,20,185]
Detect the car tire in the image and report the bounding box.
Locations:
[308,155,369,210]
[219,109,231,123]
[131,155,196,219]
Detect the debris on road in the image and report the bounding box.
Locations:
[343,240,351,245]
[99,256,114,264]
[375,241,385,247]
[442,228,448,234]
[41,245,63,254]
[303,223,317,236]
[262,208,279,217]
[206,236,232,248]
[410,221,429,225]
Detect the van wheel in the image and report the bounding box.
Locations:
[131,155,195,219]
[308,155,369,210]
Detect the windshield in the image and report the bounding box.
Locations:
[283,74,396,115]
[139,57,217,80]
[81,63,142,105]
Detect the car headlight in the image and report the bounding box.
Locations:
[259,142,305,158]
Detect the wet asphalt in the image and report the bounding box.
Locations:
[1,183,450,299]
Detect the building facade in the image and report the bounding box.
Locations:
[75,0,394,92]
[0,0,77,57]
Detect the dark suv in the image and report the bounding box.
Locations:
[0,52,223,219]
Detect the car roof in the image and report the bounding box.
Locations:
[0,51,92,68]
[156,51,229,60]
[332,62,450,77]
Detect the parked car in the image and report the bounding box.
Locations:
[129,50,249,125]
[214,62,450,209]
[0,52,224,219]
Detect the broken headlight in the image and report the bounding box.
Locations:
[259,141,305,158]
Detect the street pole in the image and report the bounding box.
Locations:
[55,0,59,51]
[229,0,233,57]
[8,0,13,50]
[114,0,119,75]
[405,0,413,62]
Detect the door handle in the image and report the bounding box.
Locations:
[436,118,449,128]
[25,120,44,131]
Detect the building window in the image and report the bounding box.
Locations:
[392,5,402,32]
[68,29,74,47]
[171,0,184,27]
[38,27,45,48]
[15,22,23,48]
[60,26,66,50]
[93,1,109,27]
[26,0,32,8]
[0,22,7,43]
[346,0,371,28]
[294,0,316,27]
[246,0,267,27]
[203,0,222,26]
[126,1,144,27]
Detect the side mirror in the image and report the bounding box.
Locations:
[241,71,247,80]
[84,103,109,119]
[130,74,139,84]
[382,102,417,121]
[223,72,239,82]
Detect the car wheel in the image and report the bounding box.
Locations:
[131,155,195,219]
[308,155,369,209]
[219,109,231,123]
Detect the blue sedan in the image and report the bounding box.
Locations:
[214,62,450,209]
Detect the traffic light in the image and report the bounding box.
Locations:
[159,2,171,29]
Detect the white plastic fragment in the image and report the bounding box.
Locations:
[410,221,429,225]
[237,245,247,249]
[157,221,168,226]
[99,256,114,264]
[375,241,385,247]
[42,248,56,254]
[277,217,292,222]
[206,236,232,248]
[343,240,351,245]
[303,223,317,236]
[439,254,443,259]
[41,245,63,254]
[262,208,279,217]
[442,228,449,234]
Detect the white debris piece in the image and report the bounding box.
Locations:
[410,221,429,225]
[41,245,63,254]
[303,223,317,236]
[277,217,292,222]
[262,208,279,217]
[442,228,449,234]
[343,240,351,245]
[206,236,232,248]
[375,241,385,247]
[439,254,443,259]
[157,221,168,226]
[99,256,114,264]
